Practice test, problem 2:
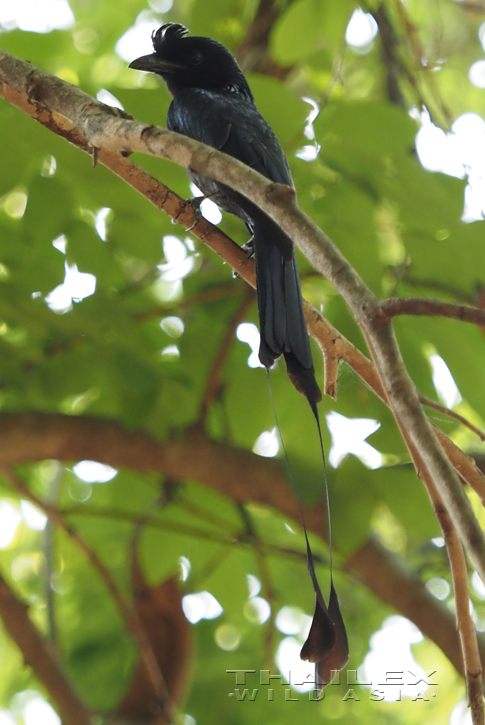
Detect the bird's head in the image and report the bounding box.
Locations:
[129,24,252,99]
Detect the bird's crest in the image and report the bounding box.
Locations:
[152,23,189,52]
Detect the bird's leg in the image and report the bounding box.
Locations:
[232,235,254,278]
[241,236,255,257]
[183,193,221,231]
[183,195,206,231]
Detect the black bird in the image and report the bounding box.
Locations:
[129,23,321,409]
[130,25,348,689]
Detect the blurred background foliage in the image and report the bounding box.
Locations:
[1,0,485,723]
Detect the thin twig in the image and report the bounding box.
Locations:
[83,506,305,557]
[64,504,324,564]
[199,288,255,426]
[393,271,477,304]
[445,527,484,724]
[44,460,64,645]
[134,284,243,322]
[369,3,406,107]
[421,397,485,442]
[391,0,454,128]
[238,504,277,669]
[434,430,485,506]
[381,297,485,327]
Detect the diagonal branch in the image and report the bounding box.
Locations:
[0,571,92,725]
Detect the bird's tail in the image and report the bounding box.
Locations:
[252,223,322,407]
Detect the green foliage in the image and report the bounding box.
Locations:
[0,1,485,724]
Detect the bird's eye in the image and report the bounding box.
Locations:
[192,52,203,65]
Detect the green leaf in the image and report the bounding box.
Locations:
[248,74,309,148]
[271,0,355,64]
[332,456,378,555]
[371,465,440,540]
[23,176,74,244]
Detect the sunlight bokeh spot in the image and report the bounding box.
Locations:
[0,0,74,33]
[20,501,47,532]
[276,606,311,636]
[214,624,240,651]
[183,591,223,624]
[247,574,261,597]
[429,354,462,408]
[73,461,117,483]
[346,9,378,48]
[253,428,279,457]
[0,502,20,549]
[236,323,263,369]
[362,616,428,701]
[326,412,381,468]
[244,597,271,624]
[115,14,161,62]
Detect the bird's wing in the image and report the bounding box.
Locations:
[167,89,293,187]
[168,88,294,261]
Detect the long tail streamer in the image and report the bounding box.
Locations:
[266,370,349,692]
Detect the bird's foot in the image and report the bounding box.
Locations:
[183,196,206,231]
[232,236,254,278]
[241,237,255,257]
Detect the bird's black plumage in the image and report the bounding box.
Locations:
[129,23,321,407]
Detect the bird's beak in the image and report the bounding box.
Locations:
[129,54,184,74]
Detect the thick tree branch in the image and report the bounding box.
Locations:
[0,571,92,725]
[0,410,480,679]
